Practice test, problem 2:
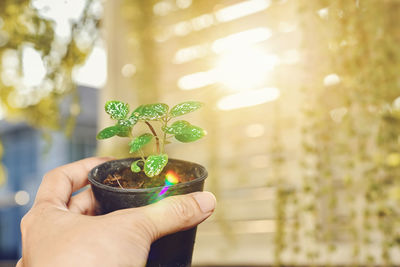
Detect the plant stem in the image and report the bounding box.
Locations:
[145,121,160,154]
[161,118,168,153]
[139,149,146,162]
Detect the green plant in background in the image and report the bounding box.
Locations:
[296,0,400,265]
[0,0,100,130]
[0,0,100,184]
[97,100,206,177]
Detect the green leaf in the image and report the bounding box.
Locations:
[116,125,131,137]
[129,133,153,153]
[105,101,129,120]
[118,116,138,128]
[131,160,142,173]
[125,112,140,126]
[163,120,189,134]
[144,154,168,177]
[97,125,131,139]
[170,101,203,117]
[133,103,169,120]
[163,120,206,142]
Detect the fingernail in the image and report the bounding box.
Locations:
[193,192,216,213]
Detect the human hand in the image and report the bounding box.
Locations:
[17,157,216,267]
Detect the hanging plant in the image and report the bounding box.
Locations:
[0,0,101,184]
[298,0,400,265]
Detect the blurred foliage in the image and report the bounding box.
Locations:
[0,0,101,184]
[108,0,400,264]
[0,0,398,264]
[292,0,400,265]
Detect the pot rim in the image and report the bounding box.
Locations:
[88,157,208,193]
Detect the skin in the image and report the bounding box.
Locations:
[17,157,216,267]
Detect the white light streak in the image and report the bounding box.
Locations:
[171,13,215,37]
[177,46,279,91]
[173,21,192,36]
[176,0,192,9]
[217,87,280,110]
[215,48,279,90]
[153,1,174,16]
[178,71,216,90]
[173,44,209,64]
[191,14,214,31]
[212,27,272,53]
[215,0,271,23]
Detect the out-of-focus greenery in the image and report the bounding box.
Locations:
[285,0,400,265]
[0,0,100,185]
[115,0,400,264]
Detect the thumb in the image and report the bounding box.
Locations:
[138,191,216,241]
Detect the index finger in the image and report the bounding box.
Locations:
[35,157,111,208]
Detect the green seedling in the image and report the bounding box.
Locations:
[97,101,206,177]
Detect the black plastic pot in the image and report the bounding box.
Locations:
[88,158,208,267]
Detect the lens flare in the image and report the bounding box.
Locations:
[158,170,180,196]
[166,170,180,185]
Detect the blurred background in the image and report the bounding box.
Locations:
[1,0,400,266]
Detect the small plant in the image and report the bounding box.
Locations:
[97,101,206,177]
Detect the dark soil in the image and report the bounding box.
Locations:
[103,166,196,189]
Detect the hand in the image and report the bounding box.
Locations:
[17,157,216,267]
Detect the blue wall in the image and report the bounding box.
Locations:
[0,86,98,260]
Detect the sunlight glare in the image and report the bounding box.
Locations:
[173,44,209,64]
[178,47,279,91]
[176,0,192,9]
[22,46,46,87]
[212,27,272,54]
[215,0,271,23]
[215,48,279,90]
[217,87,280,110]
[73,46,107,88]
[33,0,86,38]
[178,71,216,90]
[153,1,175,16]
[282,49,300,64]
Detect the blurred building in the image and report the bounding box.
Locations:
[0,86,98,262]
